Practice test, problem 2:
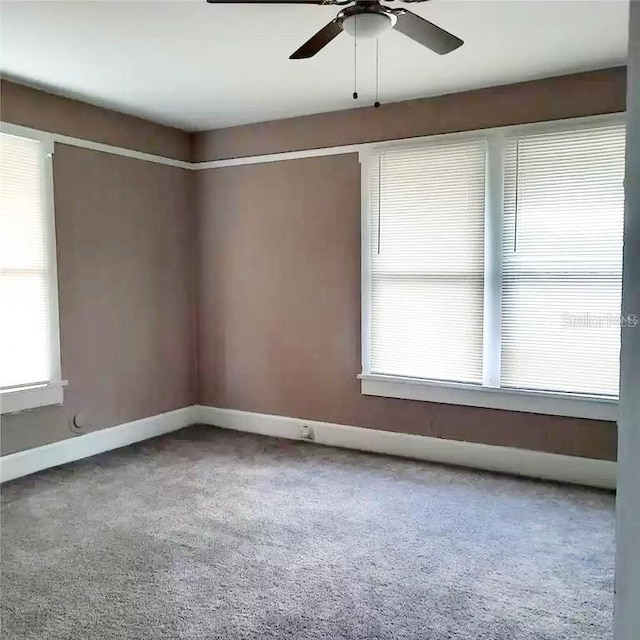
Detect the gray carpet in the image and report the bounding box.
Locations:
[1,426,614,640]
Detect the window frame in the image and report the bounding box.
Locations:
[360,113,624,421]
[0,123,65,415]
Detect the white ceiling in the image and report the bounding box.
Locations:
[0,1,629,132]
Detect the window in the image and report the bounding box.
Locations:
[0,128,64,413]
[361,117,625,420]
[366,140,486,384]
[501,126,626,397]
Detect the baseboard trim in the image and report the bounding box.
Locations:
[194,405,616,490]
[0,406,195,483]
[1,405,616,489]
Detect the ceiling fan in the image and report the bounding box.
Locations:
[205,0,464,60]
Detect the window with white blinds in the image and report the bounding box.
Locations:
[0,130,62,407]
[362,117,626,415]
[365,140,486,384]
[501,125,626,397]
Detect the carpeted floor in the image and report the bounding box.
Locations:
[1,426,614,640]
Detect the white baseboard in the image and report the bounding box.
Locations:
[0,406,195,483]
[194,405,617,490]
[1,404,616,490]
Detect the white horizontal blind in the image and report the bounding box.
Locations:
[0,133,53,389]
[367,140,486,384]
[501,124,626,396]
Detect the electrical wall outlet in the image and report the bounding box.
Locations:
[301,425,315,441]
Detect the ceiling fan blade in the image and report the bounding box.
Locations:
[207,0,339,4]
[290,19,343,59]
[392,10,463,54]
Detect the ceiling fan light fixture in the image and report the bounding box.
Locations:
[341,12,396,39]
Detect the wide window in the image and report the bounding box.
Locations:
[361,117,626,420]
[0,129,64,413]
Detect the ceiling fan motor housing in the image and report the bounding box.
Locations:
[339,5,398,39]
[278,0,463,60]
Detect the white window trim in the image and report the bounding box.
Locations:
[0,381,67,415]
[1,124,66,414]
[359,374,617,421]
[359,113,625,421]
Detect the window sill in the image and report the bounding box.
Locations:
[0,381,67,415]
[359,374,617,421]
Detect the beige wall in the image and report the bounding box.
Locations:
[1,86,196,455]
[196,154,616,460]
[195,68,626,461]
[0,80,191,161]
[1,70,625,459]
[193,67,626,161]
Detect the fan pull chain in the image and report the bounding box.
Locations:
[374,38,380,108]
[353,16,358,100]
